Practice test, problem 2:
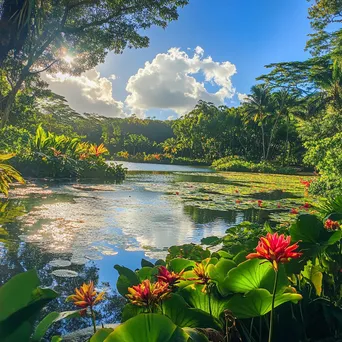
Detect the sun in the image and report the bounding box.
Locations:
[63,55,74,64]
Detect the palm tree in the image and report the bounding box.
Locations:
[272,89,299,164]
[244,84,273,160]
[315,59,342,112]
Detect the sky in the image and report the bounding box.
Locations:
[44,0,313,120]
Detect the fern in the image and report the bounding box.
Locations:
[316,196,342,218]
[0,154,25,197]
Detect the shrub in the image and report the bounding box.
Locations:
[212,156,297,174]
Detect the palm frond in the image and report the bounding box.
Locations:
[0,154,25,197]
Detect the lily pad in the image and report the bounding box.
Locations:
[70,257,88,265]
[51,270,78,278]
[48,259,72,268]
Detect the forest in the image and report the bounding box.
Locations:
[0,0,341,342]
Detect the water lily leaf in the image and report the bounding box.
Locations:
[302,261,323,296]
[105,314,191,342]
[90,328,114,342]
[32,311,80,341]
[70,257,88,265]
[223,259,288,294]
[166,244,210,262]
[51,270,78,278]
[200,236,222,246]
[114,265,140,297]
[162,294,221,330]
[170,258,196,273]
[226,288,302,318]
[48,259,72,268]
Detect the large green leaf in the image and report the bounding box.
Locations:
[90,328,114,342]
[182,328,210,342]
[121,303,145,322]
[223,259,288,294]
[0,270,40,321]
[226,289,302,318]
[169,258,196,273]
[0,270,58,342]
[162,294,221,330]
[32,311,80,341]
[104,314,192,342]
[179,285,230,322]
[290,214,323,243]
[207,258,236,296]
[137,267,158,281]
[302,261,323,296]
[114,265,140,297]
[166,244,210,262]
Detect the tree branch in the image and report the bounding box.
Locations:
[29,60,58,74]
[62,4,140,33]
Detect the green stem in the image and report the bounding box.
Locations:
[268,269,279,342]
[208,285,212,317]
[90,306,97,334]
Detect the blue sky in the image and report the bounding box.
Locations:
[46,0,313,120]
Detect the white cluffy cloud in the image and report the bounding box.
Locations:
[237,92,249,103]
[125,46,237,116]
[43,69,125,117]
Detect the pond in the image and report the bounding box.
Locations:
[0,164,316,337]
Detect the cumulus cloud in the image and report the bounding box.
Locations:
[125,46,237,116]
[237,93,249,103]
[43,69,125,117]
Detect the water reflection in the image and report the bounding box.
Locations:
[184,206,270,225]
[0,170,294,337]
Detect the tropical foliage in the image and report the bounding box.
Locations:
[1,208,340,341]
[0,153,24,196]
[0,125,126,180]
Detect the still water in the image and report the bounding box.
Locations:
[0,163,280,336]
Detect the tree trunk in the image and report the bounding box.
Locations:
[265,113,280,161]
[0,74,25,128]
[261,123,266,160]
[285,115,290,165]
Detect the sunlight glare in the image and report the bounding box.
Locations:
[64,55,74,64]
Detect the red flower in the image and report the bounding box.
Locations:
[126,279,171,307]
[277,203,281,208]
[51,147,63,157]
[246,232,302,270]
[235,189,239,194]
[175,191,179,195]
[189,261,211,292]
[236,199,241,204]
[257,200,263,207]
[290,208,299,215]
[300,179,312,188]
[157,266,184,286]
[66,281,105,308]
[324,219,340,231]
[300,202,311,210]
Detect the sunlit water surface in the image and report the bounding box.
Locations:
[0,163,283,337]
